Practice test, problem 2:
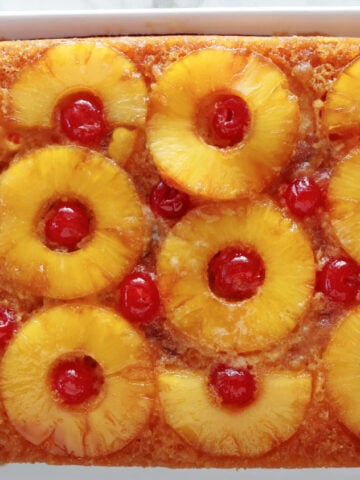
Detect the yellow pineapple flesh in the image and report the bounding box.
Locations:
[158,368,312,457]
[328,148,360,263]
[10,43,147,128]
[0,304,155,457]
[0,145,146,299]
[108,127,137,166]
[0,126,21,159]
[147,48,299,200]
[157,198,315,353]
[323,305,360,438]
[323,56,360,135]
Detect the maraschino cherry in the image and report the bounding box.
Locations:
[45,201,90,250]
[0,307,17,348]
[208,246,265,301]
[51,357,102,406]
[283,176,323,217]
[118,272,160,324]
[317,256,360,304]
[208,94,250,147]
[58,91,106,146]
[209,364,256,407]
[150,181,189,219]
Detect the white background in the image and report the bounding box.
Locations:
[0,0,359,8]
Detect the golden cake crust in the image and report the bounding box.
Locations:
[0,35,360,468]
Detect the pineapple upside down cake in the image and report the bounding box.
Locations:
[0,35,360,468]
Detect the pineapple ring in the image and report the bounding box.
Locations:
[0,304,154,457]
[324,305,360,438]
[324,56,360,135]
[328,148,360,263]
[0,145,146,299]
[158,368,312,457]
[147,48,299,200]
[157,198,315,353]
[10,43,147,128]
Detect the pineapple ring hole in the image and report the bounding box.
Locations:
[40,198,95,252]
[208,246,265,302]
[54,90,108,146]
[208,363,257,410]
[50,353,104,407]
[196,91,251,148]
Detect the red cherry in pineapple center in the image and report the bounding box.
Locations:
[45,201,90,251]
[0,307,17,347]
[51,356,103,406]
[150,181,189,219]
[316,256,360,304]
[208,246,265,301]
[208,94,250,147]
[209,364,256,407]
[118,272,160,324]
[58,91,106,146]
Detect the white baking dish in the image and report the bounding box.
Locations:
[1,464,360,479]
[0,7,359,38]
[0,8,359,479]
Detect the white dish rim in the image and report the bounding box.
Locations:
[0,7,360,38]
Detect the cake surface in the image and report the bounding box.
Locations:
[0,35,360,468]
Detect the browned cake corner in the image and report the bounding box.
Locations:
[0,35,359,468]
